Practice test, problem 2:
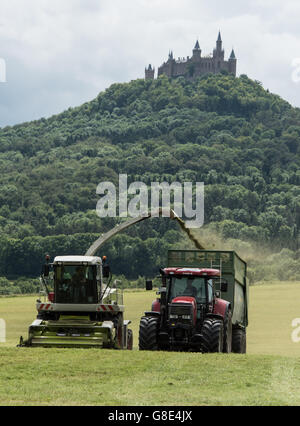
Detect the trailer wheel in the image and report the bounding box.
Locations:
[127,329,133,350]
[201,319,224,353]
[139,316,158,351]
[232,328,246,354]
[223,310,232,353]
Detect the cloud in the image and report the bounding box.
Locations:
[0,0,300,126]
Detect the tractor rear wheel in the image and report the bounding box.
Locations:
[127,329,133,350]
[201,319,224,353]
[139,316,158,351]
[223,310,232,353]
[232,328,246,353]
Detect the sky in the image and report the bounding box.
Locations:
[0,0,300,127]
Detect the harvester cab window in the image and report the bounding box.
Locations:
[169,276,207,303]
[55,265,98,304]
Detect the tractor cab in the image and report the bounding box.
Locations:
[165,268,219,304]
[162,267,221,328]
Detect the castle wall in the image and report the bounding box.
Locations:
[158,57,235,79]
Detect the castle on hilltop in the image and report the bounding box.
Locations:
[145,32,237,80]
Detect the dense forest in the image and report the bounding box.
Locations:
[1,71,300,293]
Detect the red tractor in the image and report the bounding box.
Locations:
[139,266,234,353]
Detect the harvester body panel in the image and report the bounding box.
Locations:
[36,302,124,313]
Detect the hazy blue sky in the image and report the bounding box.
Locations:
[0,0,300,127]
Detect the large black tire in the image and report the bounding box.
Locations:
[223,310,232,353]
[139,316,159,351]
[127,329,133,350]
[232,328,246,353]
[201,319,224,353]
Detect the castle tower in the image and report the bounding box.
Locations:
[145,64,155,80]
[213,31,225,61]
[192,40,201,61]
[213,31,225,73]
[228,49,237,76]
[216,31,222,51]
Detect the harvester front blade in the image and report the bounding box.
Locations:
[22,319,115,348]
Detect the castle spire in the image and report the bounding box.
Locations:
[192,40,201,61]
[216,31,222,48]
[216,30,223,55]
[229,49,236,59]
[228,48,237,76]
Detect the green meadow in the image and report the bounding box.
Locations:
[0,282,299,406]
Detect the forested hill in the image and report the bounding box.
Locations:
[1,72,300,284]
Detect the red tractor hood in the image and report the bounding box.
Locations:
[172,296,197,324]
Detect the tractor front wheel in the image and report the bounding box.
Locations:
[139,316,158,351]
[201,319,224,353]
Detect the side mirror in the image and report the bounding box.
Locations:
[146,280,153,291]
[103,265,111,279]
[215,290,221,299]
[221,281,228,293]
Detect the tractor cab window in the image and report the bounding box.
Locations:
[207,279,213,303]
[54,265,98,304]
[169,276,207,303]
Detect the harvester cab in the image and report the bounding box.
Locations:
[19,255,133,349]
[42,255,109,309]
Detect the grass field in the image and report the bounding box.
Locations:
[0,282,299,406]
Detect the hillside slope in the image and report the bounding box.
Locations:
[0,73,300,280]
